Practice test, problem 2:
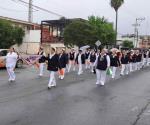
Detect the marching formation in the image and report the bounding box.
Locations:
[5,46,150,90]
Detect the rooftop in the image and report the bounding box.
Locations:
[0,16,39,26]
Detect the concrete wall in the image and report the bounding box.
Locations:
[23,30,41,43]
[14,30,41,54]
[14,42,40,54]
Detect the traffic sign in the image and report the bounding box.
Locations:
[95,40,101,47]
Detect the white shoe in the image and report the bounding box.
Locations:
[60,76,64,80]
[100,82,105,86]
[96,82,100,85]
[39,74,43,77]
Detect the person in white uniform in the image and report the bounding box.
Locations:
[6,47,18,82]
[75,50,85,75]
[94,49,110,86]
[38,47,46,77]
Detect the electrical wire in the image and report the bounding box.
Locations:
[11,0,39,11]
[12,0,65,17]
[0,5,38,13]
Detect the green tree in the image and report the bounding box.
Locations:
[0,19,25,48]
[122,40,134,48]
[63,20,95,47]
[88,16,116,46]
[63,16,115,47]
[110,0,124,45]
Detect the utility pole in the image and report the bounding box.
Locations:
[132,18,145,48]
[28,0,33,22]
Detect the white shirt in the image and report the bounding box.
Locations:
[6,52,18,68]
[49,53,55,59]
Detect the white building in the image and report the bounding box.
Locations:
[0,16,41,54]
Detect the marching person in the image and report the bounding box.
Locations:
[120,50,130,75]
[58,49,68,80]
[75,50,85,75]
[142,51,147,68]
[94,49,110,86]
[146,50,150,66]
[89,50,96,73]
[67,49,76,72]
[38,47,46,77]
[110,49,121,79]
[46,48,59,89]
[85,49,90,69]
[131,50,137,71]
[136,50,142,70]
[6,47,18,82]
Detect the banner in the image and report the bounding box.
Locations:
[21,55,42,68]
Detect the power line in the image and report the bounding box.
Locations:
[0,5,38,13]
[13,0,65,17]
[11,0,38,11]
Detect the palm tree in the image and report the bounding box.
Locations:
[110,0,124,45]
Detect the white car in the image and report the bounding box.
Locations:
[0,49,23,68]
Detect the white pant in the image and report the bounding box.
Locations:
[129,63,133,72]
[121,64,129,75]
[39,63,45,76]
[142,58,147,67]
[48,71,56,87]
[78,63,83,75]
[7,67,16,81]
[96,69,107,85]
[90,62,95,72]
[111,67,117,79]
[147,58,150,66]
[68,60,75,72]
[137,62,142,70]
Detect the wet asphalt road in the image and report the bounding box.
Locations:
[0,66,150,125]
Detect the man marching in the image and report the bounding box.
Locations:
[94,49,110,86]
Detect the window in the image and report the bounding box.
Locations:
[0,50,8,56]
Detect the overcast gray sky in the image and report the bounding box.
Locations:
[0,0,150,35]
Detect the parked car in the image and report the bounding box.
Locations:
[0,49,23,68]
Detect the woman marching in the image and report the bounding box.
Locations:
[120,50,130,76]
[58,49,68,80]
[37,46,46,77]
[46,48,59,89]
[6,47,18,82]
[75,50,85,75]
[67,49,76,72]
[110,49,121,79]
[89,50,96,73]
[94,49,110,86]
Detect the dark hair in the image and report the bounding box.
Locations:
[51,48,56,52]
